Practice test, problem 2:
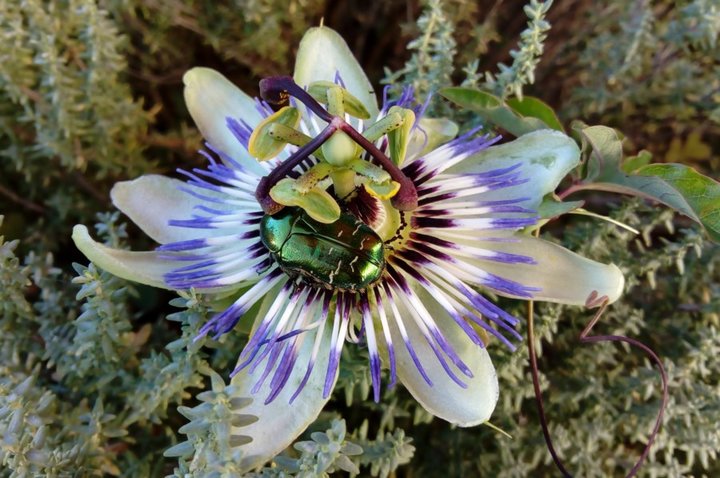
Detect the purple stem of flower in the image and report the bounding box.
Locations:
[578,295,668,478]
[256,76,418,212]
[527,300,572,478]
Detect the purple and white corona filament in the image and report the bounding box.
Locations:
[72,26,624,470]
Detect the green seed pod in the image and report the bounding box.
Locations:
[260,208,385,291]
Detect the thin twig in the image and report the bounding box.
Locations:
[71,172,109,204]
[0,183,45,214]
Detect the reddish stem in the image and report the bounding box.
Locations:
[527,293,668,478]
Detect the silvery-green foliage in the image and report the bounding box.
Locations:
[122,291,211,426]
[0,217,36,358]
[667,0,720,50]
[334,345,372,407]
[563,0,720,126]
[350,420,415,478]
[383,0,457,115]
[165,371,256,478]
[0,0,152,176]
[67,263,135,389]
[466,202,720,477]
[0,363,125,476]
[245,418,412,478]
[117,0,327,78]
[484,0,553,100]
[269,419,362,477]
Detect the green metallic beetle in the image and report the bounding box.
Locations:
[260,208,386,291]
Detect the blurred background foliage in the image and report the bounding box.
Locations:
[0,0,718,476]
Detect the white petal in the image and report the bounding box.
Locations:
[111,175,221,244]
[447,129,580,208]
[471,235,625,305]
[294,27,379,120]
[391,288,499,426]
[183,67,266,175]
[233,325,333,471]
[72,225,174,289]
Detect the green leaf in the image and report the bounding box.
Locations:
[578,125,623,182]
[506,96,564,132]
[636,164,720,242]
[622,150,653,173]
[439,87,550,137]
[578,126,720,242]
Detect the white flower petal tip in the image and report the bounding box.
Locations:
[390,291,499,427]
[232,327,333,472]
[477,235,625,306]
[183,67,266,175]
[111,175,207,245]
[450,129,580,208]
[590,262,624,305]
[294,26,379,119]
[71,225,173,289]
[398,336,499,427]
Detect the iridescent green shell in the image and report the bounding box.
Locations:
[260,208,385,291]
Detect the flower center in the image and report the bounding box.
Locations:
[252,76,419,223]
[249,76,432,294]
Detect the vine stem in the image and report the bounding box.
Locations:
[579,292,669,478]
[527,287,668,477]
[527,298,572,477]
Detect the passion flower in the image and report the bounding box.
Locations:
[72,26,624,471]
